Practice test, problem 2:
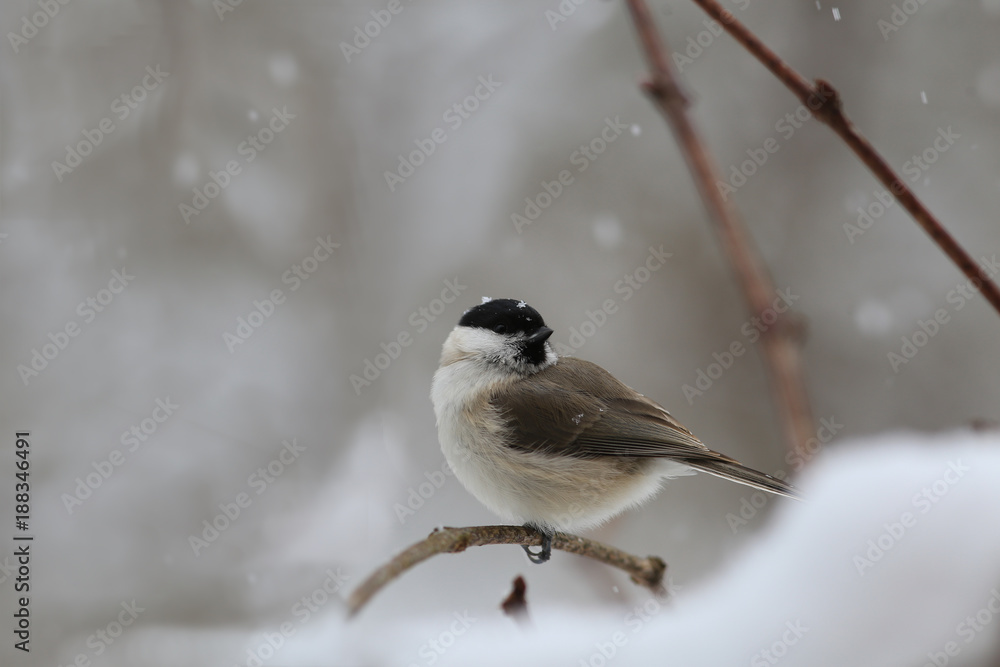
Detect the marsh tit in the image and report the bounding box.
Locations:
[431,298,802,563]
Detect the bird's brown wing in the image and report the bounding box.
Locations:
[491,357,803,500]
[492,357,726,461]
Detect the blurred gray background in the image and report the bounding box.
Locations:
[1,0,999,665]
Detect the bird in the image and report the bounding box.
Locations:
[431,298,802,563]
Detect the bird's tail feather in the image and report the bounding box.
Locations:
[684,459,804,501]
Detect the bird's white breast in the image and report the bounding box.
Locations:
[431,356,515,515]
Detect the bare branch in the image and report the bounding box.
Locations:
[347,526,667,617]
[686,0,1000,318]
[624,0,816,462]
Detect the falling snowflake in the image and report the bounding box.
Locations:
[481,296,493,304]
[572,413,584,424]
[517,300,528,309]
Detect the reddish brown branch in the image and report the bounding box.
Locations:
[624,0,816,462]
[687,0,1000,317]
[347,526,666,617]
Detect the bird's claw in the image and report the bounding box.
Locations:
[522,524,552,564]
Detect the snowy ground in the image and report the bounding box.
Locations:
[1,1,999,666]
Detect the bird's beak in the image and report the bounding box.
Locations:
[527,327,553,344]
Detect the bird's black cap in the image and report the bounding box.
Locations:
[458,298,548,337]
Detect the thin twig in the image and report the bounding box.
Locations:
[686,0,1000,317]
[347,526,667,617]
[624,0,816,462]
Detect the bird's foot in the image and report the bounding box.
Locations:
[522,524,553,564]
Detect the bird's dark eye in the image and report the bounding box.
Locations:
[493,324,507,334]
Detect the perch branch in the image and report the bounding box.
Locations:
[686,0,1000,317]
[624,0,816,462]
[347,526,666,617]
